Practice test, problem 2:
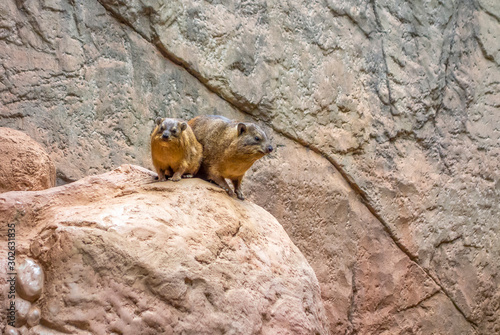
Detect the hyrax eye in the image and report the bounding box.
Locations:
[254,136,260,141]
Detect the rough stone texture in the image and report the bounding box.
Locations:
[0,165,328,334]
[0,0,236,183]
[93,1,500,333]
[245,136,475,334]
[0,128,55,192]
[1,0,499,334]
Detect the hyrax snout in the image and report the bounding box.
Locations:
[150,117,203,182]
[188,115,273,200]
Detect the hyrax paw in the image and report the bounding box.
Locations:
[170,176,182,182]
[224,188,235,197]
[182,174,193,178]
[236,191,245,200]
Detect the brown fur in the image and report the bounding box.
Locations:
[151,117,202,182]
[188,115,273,200]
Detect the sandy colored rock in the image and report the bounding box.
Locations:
[0,128,55,192]
[16,259,44,303]
[14,297,31,327]
[26,306,41,328]
[3,326,18,335]
[0,165,328,334]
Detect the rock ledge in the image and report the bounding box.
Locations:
[0,165,328,335]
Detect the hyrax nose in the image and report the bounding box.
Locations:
[162,132,170,140]
[266,145,273,153]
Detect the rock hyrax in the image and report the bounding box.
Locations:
[188,115,273,200]
[150,117,203,182]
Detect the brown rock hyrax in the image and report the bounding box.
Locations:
[150,117,202,182]
[188,115,273,200]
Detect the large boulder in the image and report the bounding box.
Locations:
[0,127,55,192]
[0,165,329,334]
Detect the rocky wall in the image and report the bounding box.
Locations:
[1,0,499,333]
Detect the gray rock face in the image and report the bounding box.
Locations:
[0,0,237,183]
[0,0,499,333]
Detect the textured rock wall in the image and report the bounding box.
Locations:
[1,0,499,334]
[245,138,475,334]
[0,0,239,183]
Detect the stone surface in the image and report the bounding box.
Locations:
[245,136,475,335]
[3,326,18,335]
[14,297,31,327]
[26,306,41,328]
[0,128,55,192]
[16,259,44,303]
[0,0,237,184]
[1,0,499,333]
[94,0,500,333]
[0,165,328,334]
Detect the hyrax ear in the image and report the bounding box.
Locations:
[237,123,247,136]
[155,117,163,126]
[180,122,188,131]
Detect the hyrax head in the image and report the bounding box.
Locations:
[153,117,187,142]
[236,122,273,157]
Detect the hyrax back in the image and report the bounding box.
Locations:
[188,115,273,200]
[150,117,202,182]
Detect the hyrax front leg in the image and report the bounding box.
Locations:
[170,167,186,182]
[156,168,167,182]
[209,173,235,197]
[231,177,244,200]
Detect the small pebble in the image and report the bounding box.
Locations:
[4,325,19,335]
[26,305,41,327]
[16,258,44,302]
[15,297,31,326]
